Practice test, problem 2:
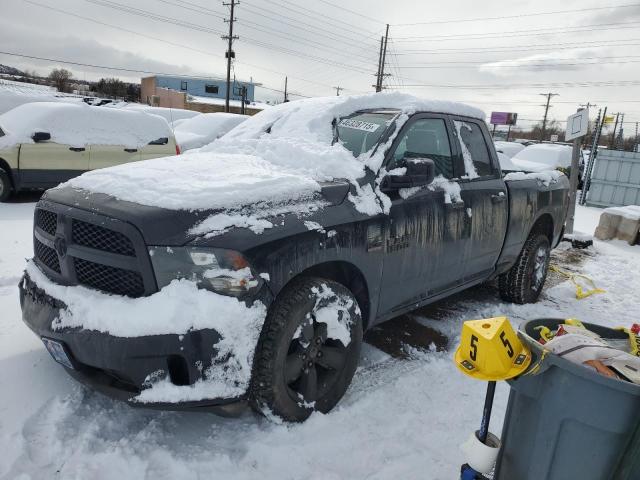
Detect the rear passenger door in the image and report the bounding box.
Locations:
[377,114,468,317]
[89,145,140,171]
[138,137,177,160]
[452,117,508,281]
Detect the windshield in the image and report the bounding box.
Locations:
[335,111,396,157]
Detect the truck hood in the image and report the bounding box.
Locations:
[44,179,351,246]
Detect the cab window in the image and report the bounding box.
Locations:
[453,120,495,178]
[390,118,454,179]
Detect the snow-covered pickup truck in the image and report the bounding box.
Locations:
[20,93,569,421]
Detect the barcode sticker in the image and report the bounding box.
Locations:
[338,119,380,132]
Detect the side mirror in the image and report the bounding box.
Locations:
[32,131,51,143]
[383,158,435,190]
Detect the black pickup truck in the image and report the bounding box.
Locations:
[20,96,569,421]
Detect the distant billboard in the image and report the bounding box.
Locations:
[490,112,518,126]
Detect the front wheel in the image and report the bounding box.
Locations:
[498,233,551,304]
[250,277,363,422]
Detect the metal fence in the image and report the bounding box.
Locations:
[585,150,640,208]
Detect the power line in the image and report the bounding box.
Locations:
[0,50,313,98]
[392,2,640,26]
[24,0,366,95]
[315,0,384,25]
[386,80,640,90]
[393,38,640,55]
[398,58,640,70]
[393,20,640,42]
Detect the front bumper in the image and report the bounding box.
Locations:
[19,274,247,415]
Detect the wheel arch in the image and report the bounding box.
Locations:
[529,213,554,244]
[0,158,15,189]
[286,261,371,330]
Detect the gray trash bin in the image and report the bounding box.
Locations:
[494,318,640,480]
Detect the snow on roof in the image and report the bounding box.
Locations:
[122,104,201,123]
[174,112,247,151]
[0,102,173,149]
[494,141,525,158]
[512,143,572,169]
[64,93,484,218]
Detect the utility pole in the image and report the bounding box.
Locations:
[539,92,558,141]
[635,122,639,152]
[374,36,383,91]
[283,76,288,102]
[334,86,342,96]
[616,113,625,150]
[610,113,620,148]
[580,107,606,205]
[374,25,390,92]
[222,0,238,113]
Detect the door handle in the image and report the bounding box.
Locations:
[69,147,85,152]
[124,148,138,153]
[446,201,465,210]
[491,193,506,203]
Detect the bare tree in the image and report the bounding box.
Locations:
[48,68,73,93]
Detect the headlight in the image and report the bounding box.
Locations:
[149,246,262,297]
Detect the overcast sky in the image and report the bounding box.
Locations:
[2,0,639,135]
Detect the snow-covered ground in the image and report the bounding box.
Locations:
[1,198,639,479]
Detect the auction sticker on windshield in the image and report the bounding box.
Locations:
[338,118,381,132]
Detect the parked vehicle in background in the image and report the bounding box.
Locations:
[174,112,248,151]
[494,140,525,158]
[510,143,584,186]
[0,102,178,201]
[20,94,569,422]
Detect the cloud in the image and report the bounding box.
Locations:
[479,48,605,76]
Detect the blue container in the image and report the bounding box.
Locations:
[495,319,640,480]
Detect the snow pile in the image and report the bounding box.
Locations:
[0,102,173,149]
[174,112,247,151]
[603,205,640,221]
[0,79,73,114]
[24,260,267,401]
[504,170,565,186]
[63,93,483,221]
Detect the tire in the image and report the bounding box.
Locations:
[250,276,363,422]
[0,169,11,202]
[498,233,551,304]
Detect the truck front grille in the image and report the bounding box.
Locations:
[72,220,136,257]
[34,238,61,273]
[74,258,145,297]
[36,209,58,236]
[33,205,155,298]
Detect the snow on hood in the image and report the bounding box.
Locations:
[63,93,484,217]
[0,102,173,150]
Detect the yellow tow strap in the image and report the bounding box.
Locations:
[549,265,606,299]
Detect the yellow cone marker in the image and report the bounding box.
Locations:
[455,316,532,381]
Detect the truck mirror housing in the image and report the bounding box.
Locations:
[383,158,435,190]
[32,132,51,143]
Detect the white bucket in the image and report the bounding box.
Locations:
[460,431,501,474]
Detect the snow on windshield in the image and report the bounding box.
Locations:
[0,102,172,149]
[64,93,484,222]
[512,144,572,168]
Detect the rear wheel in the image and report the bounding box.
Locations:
[0,169,11,202]
[498,233,551,304]
[250,277,362,422]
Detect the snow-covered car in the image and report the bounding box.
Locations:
[494,140,525,158]
[0,102,179,201]
[510,143,584,186]
[20,93,569,421]
[174,112,248,151]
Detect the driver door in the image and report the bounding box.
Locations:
[377,114,468,317]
